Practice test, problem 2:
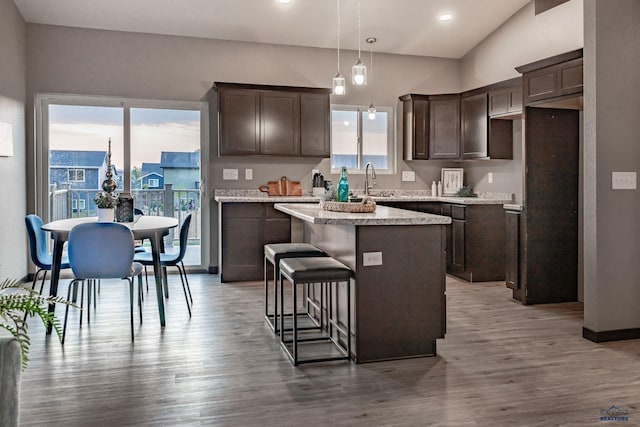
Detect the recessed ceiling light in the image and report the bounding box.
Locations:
[278,0,291,4]
[439,13,453,22]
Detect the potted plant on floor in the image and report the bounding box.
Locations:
[94,191,118,222]
[0,278,74,369]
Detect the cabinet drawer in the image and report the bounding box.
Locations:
[223,203,264,218]
[450,205,466,220]
[440,204,452,217]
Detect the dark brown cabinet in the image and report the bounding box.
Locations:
[215,82,330,157]
[400,94,430,160]
[504,209,522,301]
[218,88,260,155]
[300,92,330,157]
[517,49,583,106]
[429,95,461,160]
[489,86,522,117]
[220,203,291,282]
[461,93,488,159]
[260,91,300,155]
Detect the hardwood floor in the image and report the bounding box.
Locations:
[20,274,640,426]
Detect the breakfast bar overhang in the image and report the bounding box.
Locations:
[274,203,451,363]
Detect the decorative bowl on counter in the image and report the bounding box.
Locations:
[320,198,376,213]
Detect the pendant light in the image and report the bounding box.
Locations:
[352,0,367,86]
[332,0,346,95]
[366,37,377,119]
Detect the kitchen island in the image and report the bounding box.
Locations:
[274,202,451,363]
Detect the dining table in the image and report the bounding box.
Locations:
[41,215,179,333]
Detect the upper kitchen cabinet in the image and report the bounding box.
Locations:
[516,49,583,108]
[400,93,460,160]
[214,82,331,157]
[400,94,430,160]
[461,92,488,159]
[429,95,461,160]
[489,80,523,118]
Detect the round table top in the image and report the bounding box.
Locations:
[42,215,179,237]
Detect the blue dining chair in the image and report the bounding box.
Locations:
[62,222,144,343]
[25,214,71,296]
[134,214,193,316]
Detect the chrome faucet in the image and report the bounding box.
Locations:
[364,162,377,195]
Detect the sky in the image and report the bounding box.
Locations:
[48,105,200,169]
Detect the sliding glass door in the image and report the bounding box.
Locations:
[37,95,207,269]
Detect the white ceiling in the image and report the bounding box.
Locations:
[13,0,530,58]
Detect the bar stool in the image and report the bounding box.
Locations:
[279,257,353,366]
[264,243,327,333]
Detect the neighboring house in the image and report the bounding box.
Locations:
[139,162,164,189]
[160,150,200,189]
[49,150,109,213]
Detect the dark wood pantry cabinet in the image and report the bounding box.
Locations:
[214,82,331,157]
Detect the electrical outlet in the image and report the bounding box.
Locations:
[612,172,636,190]
[245,169,253,180]
[223,168,238,180]
[402,171,415,182]
[363,251,383,266]
[488,172,493,184]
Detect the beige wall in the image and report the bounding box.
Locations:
[583,0,640,333]
[0,0,27,279]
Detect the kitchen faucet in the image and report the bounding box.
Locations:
[364,162,376,195]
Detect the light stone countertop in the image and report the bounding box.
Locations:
[274,203,452,226]
[214,189,513,205]
[503,204,524,211]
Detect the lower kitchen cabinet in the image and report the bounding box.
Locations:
[220,203,291,282]
[504,209,523,301]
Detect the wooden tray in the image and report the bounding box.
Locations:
[321,199,376,213]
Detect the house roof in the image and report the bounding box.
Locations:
[141,162,162,176]
[50,150,107,168]
[160,151,199,169]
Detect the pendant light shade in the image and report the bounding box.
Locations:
[333,0,345,95]
[367,104,377,120]
[333,73,346,95]
[352,0,367,86]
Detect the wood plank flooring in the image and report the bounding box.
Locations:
[19,274,640,426]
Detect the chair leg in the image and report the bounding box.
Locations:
[86,280,92,324]
[79,280,85,326]
[62,279,79,345]
[180,261,193,305]
[176,265,191,317]
[129,278,134,342]
[138,275,143,324]
[24,269,44,322]
[37,269,47,295]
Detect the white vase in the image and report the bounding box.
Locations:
[97,208,115,222]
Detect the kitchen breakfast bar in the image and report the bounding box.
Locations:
[274,203,451,363]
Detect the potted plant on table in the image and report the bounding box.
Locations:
[94,191,118,222]
[0,278,74,369]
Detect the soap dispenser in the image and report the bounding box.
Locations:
[431,181,437,197]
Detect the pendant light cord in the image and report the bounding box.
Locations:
[369,45,373,104]
[337,0,341,73]
[357,0,361,60]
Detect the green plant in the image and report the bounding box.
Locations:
[94,191,118,208]
[455,186,478,198]
[0,278,76,369]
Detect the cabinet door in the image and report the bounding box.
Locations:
[402,97,429,160]
[221,204,265,282]
[219,89,260,155]
[505,211,520,292]
[260,91,300,156]
[429,97,460,159]
[557,58,583,97]
[489,87,522,117]
[523,66,556,104]
[300,92,330,157]
[451,219,466,271]
[461,93,488,159]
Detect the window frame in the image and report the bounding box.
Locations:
[330,104,395,175]
[68,168,85,182]
[148,178,160,188]
[34,93,210,270]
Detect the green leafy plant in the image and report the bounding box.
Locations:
[94,191,118,208]
[0,278,76,369]
[455,186,478,198]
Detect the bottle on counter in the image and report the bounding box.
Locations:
[337,166,349,202]
[437,181,443,197]
[431,181,437,197]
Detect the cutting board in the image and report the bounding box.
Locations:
[259,176,302,196]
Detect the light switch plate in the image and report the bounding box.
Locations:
[245,169,253,180]
[612,172,636,190]
[488,172,493,183]
[223,168,238,180]
[363,251,383,266]
[402,171,415,182]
